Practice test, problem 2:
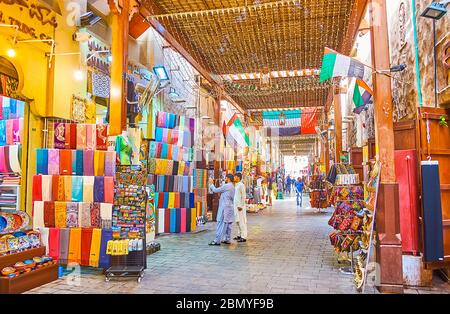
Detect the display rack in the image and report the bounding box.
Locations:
[106,164,147,282]
[308,174,328,213]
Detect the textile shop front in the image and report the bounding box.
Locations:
[0,7,210,292]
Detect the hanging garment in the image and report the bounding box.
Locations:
[71,150,77,175]
[104,151,116,177]
[104,176,114,204]
[32,175,42,201]
[5,119,13,145]
[96,124,108,150]
[100,203,113,229]
[76,124,87,149]
[99,229,112,269]
[94,150,105,176]
[79,203,91,228]
[157,208,164,234]
[89,228,102,267]
[63,175,72,202]
[66,202,79,228]
[191,208,197,232]
[74,150,83,175]
[47,122,55,148]
[43,201,55,228]
[8,145,20,174]
[168,192,175,208]
[0,120,6,146]
[64,123,75,149]
[155,127,163,142]
[54,122,66,149]
[90,203,101,228]
[48,149,60,175]
[59,228,70,265]
[164,208,170,233]
[170,208,176,233]
[83,176,94,203]
[32,201,45,229]
[86,124,96,150]
[68,228,82,264]
[48,228,60,260]
[39,227,50,255]
[92,71,111,98]
[83,149,94,176]
[71,176,84,202]
[181,208,187,233]
[36,149,49,175]
[80,228,93,266]
[94,176,105,203]
[115,135,132,166]
[186,208,191,232]
[59,149,72,175]
[41,175,53,201]
[55,202,67,228]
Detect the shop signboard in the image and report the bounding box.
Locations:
[0,0,56,43]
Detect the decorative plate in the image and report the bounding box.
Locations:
[16,211,30,230]
[1,266,15,276]
[0,216,6,232]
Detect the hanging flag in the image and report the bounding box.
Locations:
[319,47,366,83]
[262,110,300,127]
[352,79,373,114]
[223,113,250,148]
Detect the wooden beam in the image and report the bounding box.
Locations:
[108,0,129,135]
[370,0,403,293]
[340,0,369,55]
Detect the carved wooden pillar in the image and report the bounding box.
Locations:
[370,0,403,293]
[108,0,129,135]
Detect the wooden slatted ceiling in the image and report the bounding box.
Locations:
[147,0,355,75]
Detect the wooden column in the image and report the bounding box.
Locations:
[334,92,343,163]
[324,109,330,174]
[108,0,129,135]
[370,0,403,293]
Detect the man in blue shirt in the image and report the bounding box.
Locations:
[295,177,305,208]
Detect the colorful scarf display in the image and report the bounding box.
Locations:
[68,228,82,264]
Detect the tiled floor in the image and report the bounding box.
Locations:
[26,195,450,294]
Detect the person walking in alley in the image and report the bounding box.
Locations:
[233,173,248,243]
[295,177,305,208]
[267,173,273,206]
[286,174,292,195]
[209,174,235,246]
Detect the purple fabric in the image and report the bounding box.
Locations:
[83,150,94,176]
[94,176,105,203]
[54,122,66,149]
[66,202,79,228]
[47,149,60,175]
[104,151,116,177]
[98,229,112,269]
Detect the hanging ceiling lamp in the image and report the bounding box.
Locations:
[278,112,286,126]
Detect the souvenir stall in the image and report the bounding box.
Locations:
[0,96,57,293]
[31,119,115,271]
[307,162,327,211]
[150,111,199,234]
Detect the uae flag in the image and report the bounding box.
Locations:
[319,47,366,83]
[352,79,373,114]
[223,113,250,148]
[263,109,318,136]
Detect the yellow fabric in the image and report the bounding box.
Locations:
[83,176,94,203]
[106,239,129,256]
[191,208,197,232]
[168,192,175,208]
[85,99,96,124]
[68,228,82,264]
[178,161,185,176]
[155,159,162,175]
[48,122,55,148]
[94,151,105,176]
[88,228,102,267]
[55,201,67,228]
[64,175,72,201]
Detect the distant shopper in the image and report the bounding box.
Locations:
[254,175,263,204]
[295,177,305,208]
[233,173,247,242]
[267,174,273,206]
[209,174,235,246]
[286,175,292,195]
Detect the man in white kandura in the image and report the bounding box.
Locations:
[233,172,248,243]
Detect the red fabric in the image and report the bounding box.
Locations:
[300,108,318,135]
[174,193,180,208]
[158,192,164,209]
[44,201,55,228]
[69,123,77,149]
[81,228,93,266]
[164,208,170,233]
[32,175,42,201]
[59,149,72,175]
[104,176,114,204]
[96,124,108,151]
[48,228,60,260]
[395,150,420,254]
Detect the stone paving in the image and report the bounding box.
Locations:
[26,195,450,294]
